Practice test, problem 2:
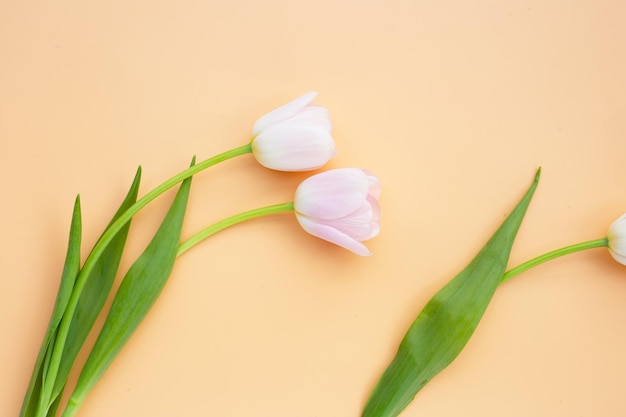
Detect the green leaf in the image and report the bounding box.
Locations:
[62,159,195,416]
[47,167,142,407]
[362,169,540,417]
[20,196,82,417]
[44,387,63,417]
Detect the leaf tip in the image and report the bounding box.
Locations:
[134,166,142,181]
[74,194,82,214]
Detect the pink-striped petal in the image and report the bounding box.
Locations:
[321,200,380,240]
[296,214,372,256]
[294,169,372,219]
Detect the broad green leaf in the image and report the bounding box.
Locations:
[20,197,82,417]
[47,167,142,406]
[362,169,540,417]
[62,159,195,416]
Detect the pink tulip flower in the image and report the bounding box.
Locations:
[251,92,336,171]
[294,168,381,256]
[608,213,626,265]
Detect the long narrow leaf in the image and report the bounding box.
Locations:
[62,159,195,416]
[20,197,82,417]
[362,169,540,417]
[46,167,142,407]
[44,388,63,417]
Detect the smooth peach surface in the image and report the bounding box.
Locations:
[2,1,625,416]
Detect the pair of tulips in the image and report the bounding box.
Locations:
[252,91,626,262]
[21,92,381,417]
[249,91,381,256]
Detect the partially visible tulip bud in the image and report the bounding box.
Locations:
[294,168,381,256]
[251,92,336,171]
[608,213,626,265]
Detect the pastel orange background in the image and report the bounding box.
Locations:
[2,1,626,416]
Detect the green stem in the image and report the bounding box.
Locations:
[177,202,295,256]
[501,237,608,283]
[42,143,252,411]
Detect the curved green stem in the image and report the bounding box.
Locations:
[177,202,295,256]
[43,143,252,408]
[501,237,608,283]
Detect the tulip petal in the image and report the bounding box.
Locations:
[288,104,332,132]
[322,200,381,241]
[609,247,626,265]
[608,213,626,266]
[252,92,318,136]
[364,170,382,198]
[296,214,372,256]
[368,194,382,223]
[252,124,335,171]
[294,169,372,219]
